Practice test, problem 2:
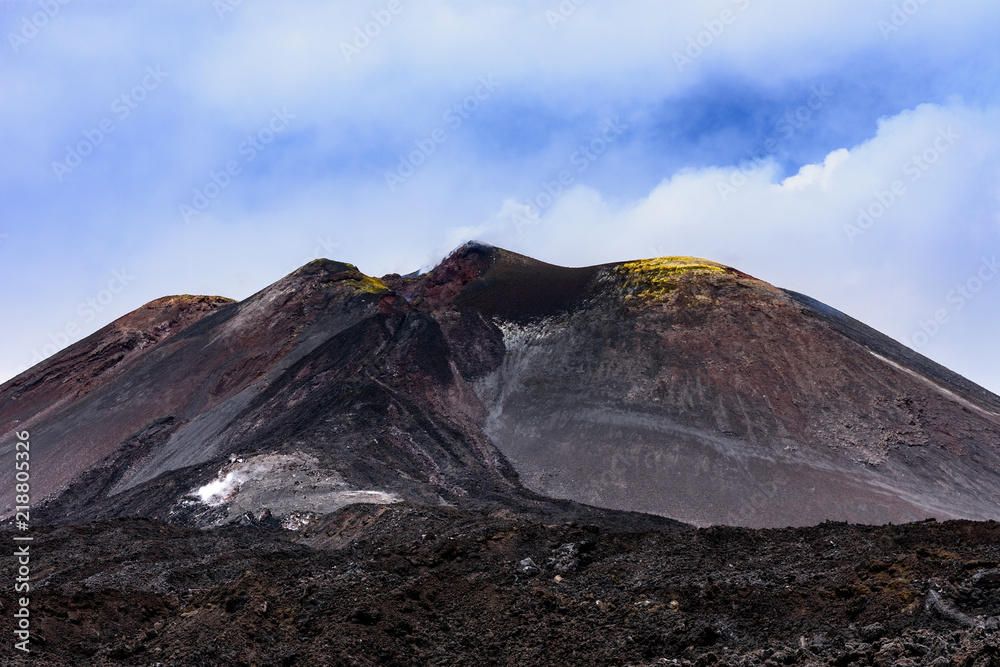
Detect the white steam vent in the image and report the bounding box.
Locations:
[187,451,399,526]
[196,470,247,505]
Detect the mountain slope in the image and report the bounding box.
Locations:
[410,244,1000,527]
[3,243,999,529]
[1,257,680,533]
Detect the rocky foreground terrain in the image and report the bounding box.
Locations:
[2,505,1000,665]
[3,243,1000,663]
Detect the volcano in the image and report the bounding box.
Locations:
[3,242,1000,530]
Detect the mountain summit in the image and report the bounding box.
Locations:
[4,244,1000,528]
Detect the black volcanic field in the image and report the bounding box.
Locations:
[2,243,1000,665]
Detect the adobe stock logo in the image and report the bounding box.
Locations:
[672,0,753,73]
[51,66,169,182]
[21,268,135,370]
[179,107,295,223]
[7,0,72,53]
[384,76,500,192]
[302,235,341,265]
[508,117,628,233]
[878,0,931,40]
[545,0,587,30]
[340,0,405,63]
[904,255,998,350]
[213,0,244,21]
[717,84,833,202]
[844,127,959,243]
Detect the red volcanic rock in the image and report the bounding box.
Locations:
[440,249,1000,527]
[1,295,234,507]
[3,244,1000,530]
[4,294,233,408]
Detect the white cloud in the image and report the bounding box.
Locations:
[3,0,1000,397]
[781,148,849,191]
[473,102,1000,392]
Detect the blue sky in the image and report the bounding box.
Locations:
[2,0,1000,394]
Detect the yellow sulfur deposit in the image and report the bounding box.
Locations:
[351,274,390,294]
[614,256,729,300]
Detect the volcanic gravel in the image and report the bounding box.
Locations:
[3,504,999,666]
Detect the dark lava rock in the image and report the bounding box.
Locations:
[3,245,1000,663]
[2,507,1000,665]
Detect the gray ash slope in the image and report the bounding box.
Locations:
[1,256,677,533]
[3,242,1000,529]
